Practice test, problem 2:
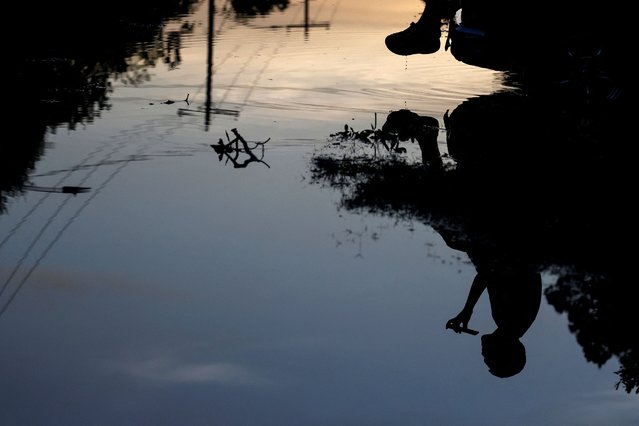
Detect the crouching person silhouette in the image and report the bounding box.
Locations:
[446,267,542,378]
[379,106,543,378]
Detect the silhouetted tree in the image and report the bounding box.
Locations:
[3,0,202,212]
[545,271,639,394]
[231,0,289,17]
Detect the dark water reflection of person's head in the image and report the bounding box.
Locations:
[478,270,541,378]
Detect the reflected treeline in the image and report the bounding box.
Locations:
[3,0,203,213]
[227,0,290,21]
[310,88,636,392]
[545,272,638,394]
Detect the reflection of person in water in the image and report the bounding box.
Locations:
[446,264,542,378]
[381,109,443,169]
[312,89,633,388]
[382,106,542,378]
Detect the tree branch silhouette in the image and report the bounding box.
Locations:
[211,128,270,168]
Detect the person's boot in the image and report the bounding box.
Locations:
[385,1,448,56]
[385,21,442,56]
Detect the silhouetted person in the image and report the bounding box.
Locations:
[381,107,542,377]
[446,267,542,378]
[384,0,553,58]
[385,0,536,74]
[385,0,625,88]
[382,109,443,168]
[312,80,631,388]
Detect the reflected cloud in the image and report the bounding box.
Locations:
[123,357,271,386]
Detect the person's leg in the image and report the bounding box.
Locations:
[385,0,455,56]
[382,109,443,168]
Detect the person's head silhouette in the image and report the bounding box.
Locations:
[481,331,526,378]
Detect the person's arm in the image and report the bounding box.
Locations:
[445,273,486,334]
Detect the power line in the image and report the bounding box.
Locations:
[0,144,146,318]
[0,143,109,253]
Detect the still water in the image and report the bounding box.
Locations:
[2,0,636,424]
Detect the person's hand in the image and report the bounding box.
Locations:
[445,309,472,333]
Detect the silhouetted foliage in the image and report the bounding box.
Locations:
[211,129,270,168]
[230,0,289,18]
[3,0,203,212]
[545,271,639,394]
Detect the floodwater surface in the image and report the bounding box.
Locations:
[2,1,637,425]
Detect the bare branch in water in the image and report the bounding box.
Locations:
[211,128,270,169]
